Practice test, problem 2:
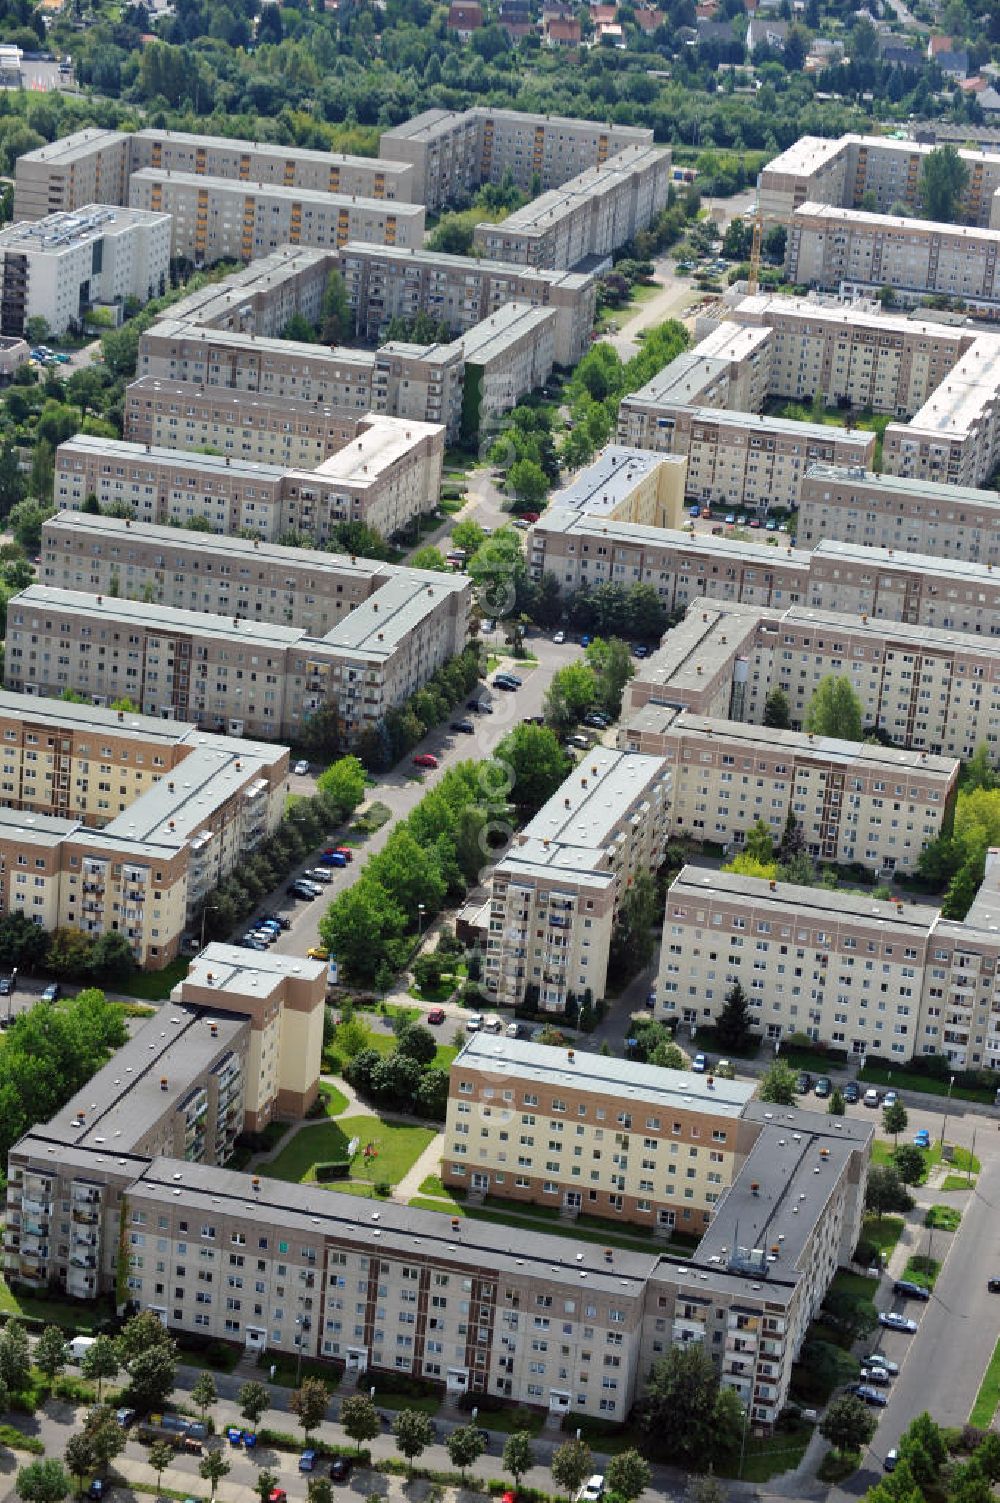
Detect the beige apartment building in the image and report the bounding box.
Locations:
[123,379,368,469]
[443,1033,758,1234]
[797,464,1000,564]
[6,571,470,747]
[0,693,286,966]
[338,243,596,366]
[758,133,1000,227]
[379,108,653,212]
[548,444,686,529]
[881,334,1000,487]
[459,304,556,429]
[786,202,1000,313]
[472,144,672,270]
[162,246,334,338]
[128,170,425,264]
[12,127,130,221]
[485,748,671,1014]
[54,417,444,542]
[41,513,446,639]
[805,540,1000,637]
[619,707,959,876]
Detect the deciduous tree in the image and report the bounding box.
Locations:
[820,1393,876,1455]
[805,675,864,741]
[758,1058,799,1105]
[16,1461,70,1503]
[291,1377,329,1440]
[502,1432,535,1489]
[550,1439,592,1497]
[447,1425,487,1481]
[606,1450,651,1503]
[198,1450,230,1501]
[392,1409,434,1475]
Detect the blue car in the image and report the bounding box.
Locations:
[914,1129,931,1148]
[319,851,348,867]
[299,1451,317,1473]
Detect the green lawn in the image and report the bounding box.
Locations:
[0,1275,108,1331]
[860,1215,905,1259]
[829,1270,878,1302]
[902,1254,940,1291]
[970,1337,1000,1427]
[266,1115,434,1187]
[869,1139,978,1185]
[941,1174,974,1191]
[317,1083,349,1117]
[125,957,190,1001]
[409,1192,690,1257]
[717,1423,813,1482]
[858,1062,996,1106]
[925,1204,961,1231]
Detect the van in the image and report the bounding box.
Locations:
[68,1336,97,1362]
[863,1088,880,1108]
[482,1016,503,1034]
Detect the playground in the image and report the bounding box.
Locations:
[264,1113,436,1192]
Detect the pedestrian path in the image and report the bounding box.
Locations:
[393,1132,444,1203]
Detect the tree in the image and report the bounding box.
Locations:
[63,1437,94,1498]
[758,1058,799,1105]
[8,498,53,552]
[551,1439,592,1498]
[291,1377,329,1440]
[34,1325,68,1380]
[822,1291,876,1343]
[586,636,635,716]
[715,980,753,1052]
[89,931,136,986]
[820,1393,876,1455]
[237,1380,270,1431]
[650,1041,686,1070]
[147,1441,174,1498]
[198,1451,230,1501]
[865,1163,914,1220]
[191,1372,218,1426]
[507,458,548,509]
[307,1480,333,1503]
[805,675,864,741]
[898,1412,947,1488]
[502,1432,535,1489]
[447,1426,487,1482]
[393,1409,434,1476]
[920,144,969,223]
[609,870,659,981]
[883,1100,908,1146]
[495,723,570,817]
[638,1345,738,1465]
[125,1344,178,1409]
[606,1450,651,1503]
[409,546,450,572]
[0,1319,30,1393]
[81,1337,119,1402]
[744,819,774,865]
[254,1472,279,1503]
[83,1408,125,1475]
[25,317,50,346]
[828,1087,846,1116]
[340,1394,381,1453]
[320,269,351,344]
[318,878,406,984]
[543,661,597,734]
[397,1021,437,1065]
[892,1142,925,1186]
[16,1461,70,1503]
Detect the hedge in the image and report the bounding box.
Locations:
[257,1429,368,1463]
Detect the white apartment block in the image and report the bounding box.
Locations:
[379,108,653,212]
[798,463,1000,563]
[53,418,444,543]
[5,571,470,747]
[0,205,170,337]
[338,242,596,366]
[473,144,672,270]
[444,1033,759,1233]
[657,862,1000,1072]
[127,171,425,264]
[459,303,557,428]
[485,748,671,1014]
[0,693,286,967]
[619,707,959,876]
[758,133,1000,227]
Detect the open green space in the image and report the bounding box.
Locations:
[941,1174,974,1191]
[870,1139,978,1184]
[0,1274,107,1332]
[858,1061,996,1106]
[779,1046,847,1076]
[125,958,190,1001]
[409,1192,691,1257]
[901,1254,940,1291]
[317,1083,349,1117]
[718,1422,813,1482]
[925,1204,961,1231]
[348,801,392,839]
[859,1215,905,1259]
[265,1115,435,1187]
[970,1337,1000,1427]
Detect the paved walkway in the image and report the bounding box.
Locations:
[394,1132,445,1202]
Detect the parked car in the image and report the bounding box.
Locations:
[883,1089,899,1109]
[913,1129,931,1148]
[884,1450,899,1473]
[115,1408,137,1428]
[319,851,348,867]
[988,1279,1000,1293]
[506,1021,522,1038]
[794,1072,813,1093]
[859,1365,891,1387]
[307,947,330,961]
[299,1451,317,1473]
[241,937,268,951]
[413,753,439,769]
[260,913,291,930]
[865,1354,899,1375]
[308,868,334,884]
[878,1312,917,1333]
[270,1491,288,1503]
[583,712,610,728]
[575,1477,605,1503]
[42,982,60,1002]
[863,1087,881,1108]
[467,696,493,714]
[482,1016,503,1034]
[466,1014,484,1032]
[493,675,518,692]
[565,734,589,750]
[87,1482,105,1500]
[893,1279,931,1302]
[293,760,310,775]
[0,977,11,996]
[426,1007,446,1025]
[852,1385,888,1408]
[553,630,565,644]
[329,1459,352,1483]
[814,1076,832,1098]
[450,719,475,734]
[691,1052,707,1073]
[843,1082,860,1104]
[634,644,650,658]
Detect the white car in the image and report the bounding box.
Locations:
[466,1014,484,1032]
[575,1478,605,1503]
[553,630,565,644]
[293,759,310,775]
[308,867,333,884]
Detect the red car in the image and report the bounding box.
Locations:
[427,1007,446,1025]
[413,753,438,769]
[270,1491,288,1503]
[519,511,540,523]
[323,847,353,863]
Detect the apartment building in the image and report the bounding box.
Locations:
[378,108,653,212]
[0,693,286,966]
[370,340,466,437]
[619,707,958,876]
[123,379,367,469]
[125,130,415,203]
[797,464,1000,564]
[443,1033,758,1233]
[127,171,425,264]
[473,144,672,271]
[338,243,596,366]
[786,202,1000,314]
[758,133,1000,227]
[12,127,130,221]
[548,444,686,529]
[881,335,1000,488]
[54,417,444,542]
[484,748,671,1014]
[0,205,171,338]
[458,304,556,431]
[806,540,1000,637]
[160,246,334,338]
[6,572,470,747]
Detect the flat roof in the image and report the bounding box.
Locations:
[0,205,168,252]
[130,169,426,217]
[163,246,332,327]
[183,942,327,995]
[455,1033,756,1117]
[58,434,287,485]
[0,684,196,746]
[17,127,126,164]
[322,569,466,659]
[731,292,965,344]
[125,376,364,428]
[623,323,771,407]
[792,198,1000,244]
[13,584,307,649]
[550,445,679,515]
[537,505,812,570]
[0,804,80,848]
[310,415,442,486]
[814,537,1000,585]
[667,711,959,778]
[102,743,281,851]
[339,240,594,291]
[781,601,1000,655]
[145,319,379,369]
[130,128,412,177]
[670,863,939,935]
[802,462,1000,508]
[459,303,556,363]
[486,145,669,237]
[898,336,1000,438]
[132,1154,660,1295]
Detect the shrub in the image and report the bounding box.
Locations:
[315,1162,351,1182]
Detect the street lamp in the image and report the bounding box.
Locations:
[939,1074,956,1148]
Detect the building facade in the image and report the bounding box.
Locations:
[797,463,1000,563]
[459,304,557,431]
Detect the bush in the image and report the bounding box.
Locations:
[315,1161,351,1182]
[257,1430,367,1461]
